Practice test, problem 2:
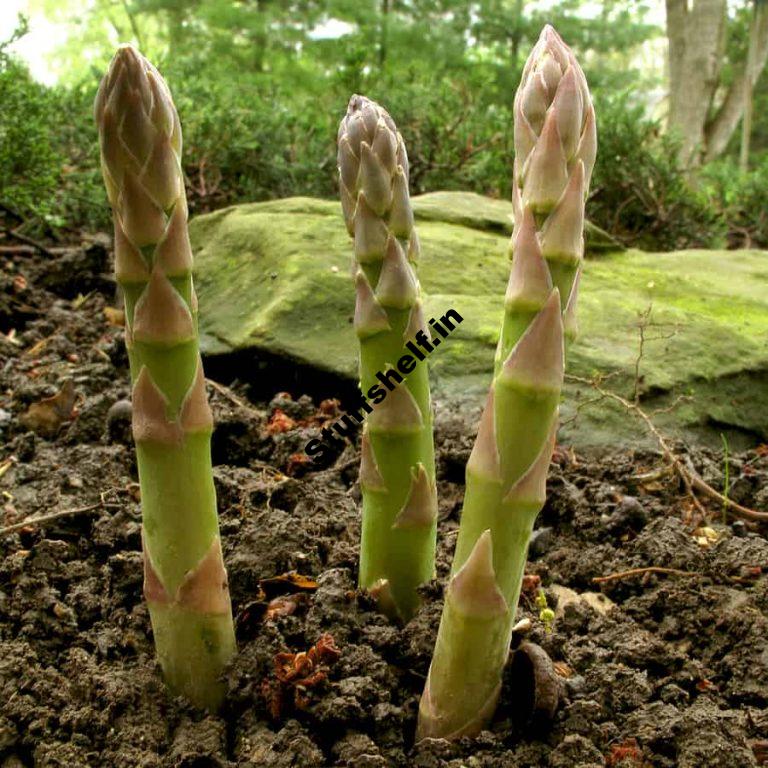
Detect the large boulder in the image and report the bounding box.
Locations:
[190,193,768,448]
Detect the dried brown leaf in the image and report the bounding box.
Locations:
[19,380,77,437]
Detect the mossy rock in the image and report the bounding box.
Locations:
[412,191,622,254]
[190,193,768,448]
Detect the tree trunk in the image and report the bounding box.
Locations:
[740,3,760,170]
[704,0,768,164]
[121,0,145,50]
[666,0,728,166]
[379,0,390,70]
[509,0,525,71]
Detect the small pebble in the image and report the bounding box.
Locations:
[606,495,648,533]
[731,520,748,538]
[106,399,133,444]
[529,526,554,558]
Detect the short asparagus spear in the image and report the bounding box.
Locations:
[418,25,595,739]
[337,95,437,621]
[94,45,236,710]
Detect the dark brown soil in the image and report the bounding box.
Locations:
[1,240,767,768]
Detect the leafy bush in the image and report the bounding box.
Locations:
[167,54,338,214]
[383,77,512,199]
[701,158,768,249]
[589,95,726,251]
[50,85,109,232]
[0,31,106,234]
[166,52,514,214]
[0,54,63,225]
[2,42,753,255]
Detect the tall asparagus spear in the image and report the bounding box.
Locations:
[417,25,595,740]
[94,45,236,710]
[337,95,437,621]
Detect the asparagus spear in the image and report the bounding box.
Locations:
[337,95,437,621]
[94,45,235,710]
[418,25,595,739]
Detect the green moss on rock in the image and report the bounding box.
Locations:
[190,194,768,447]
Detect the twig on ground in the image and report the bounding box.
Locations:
[331,455,361,474]
[682,455,767,523]
[650,394,692,417]
[0,500,121,537]
[593,566,700,584]
[632,465,673,482]
[630,304,679,405]
[0,245,37,255]
[632,305,651,404]
[5,228,55,258]
[560,392,608,428]
[566,374,768,523]
[569,301,766,522]
[207,378,263,419]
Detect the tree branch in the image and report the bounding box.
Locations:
[704,0,768,161]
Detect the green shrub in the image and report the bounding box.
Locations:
[702,158,768,249]
[168,57,338,213]
[0,34,107,234]
[589,95,726,251]
[0,55,63,225]
[381,77,512,199]
[51,85,110,232]
[0,41,747,254]
[166,57,513,214]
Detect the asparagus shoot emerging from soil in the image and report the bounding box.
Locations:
[337,95,437,621]
[94,45,236,710]
[417,25,595,740]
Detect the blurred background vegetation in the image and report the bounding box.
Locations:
[1,0,767,251]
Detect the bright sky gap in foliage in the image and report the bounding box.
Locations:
[3,0,668,86]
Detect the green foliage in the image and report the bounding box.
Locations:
[702,156,768,248]
[0,19,106,232]
[8,1,767,252]
[590,95,726,251]
[0,38,61,224]
[168,56,338,212]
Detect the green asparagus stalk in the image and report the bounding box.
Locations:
[337,95,436,621]
[418,25,595,740]
[94,45,236,710]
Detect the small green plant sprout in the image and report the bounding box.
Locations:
[94,45,236,710]
[535,590,555,633]
[417,25,595,740]
[336,95,437,621]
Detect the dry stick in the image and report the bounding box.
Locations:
[566,374,768,523]
[0,501,121,537]
[207,379,262,419]
[5,228,56,258]
[0,245,36,255]
[683,456,767,522]
[593,566,700,584]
